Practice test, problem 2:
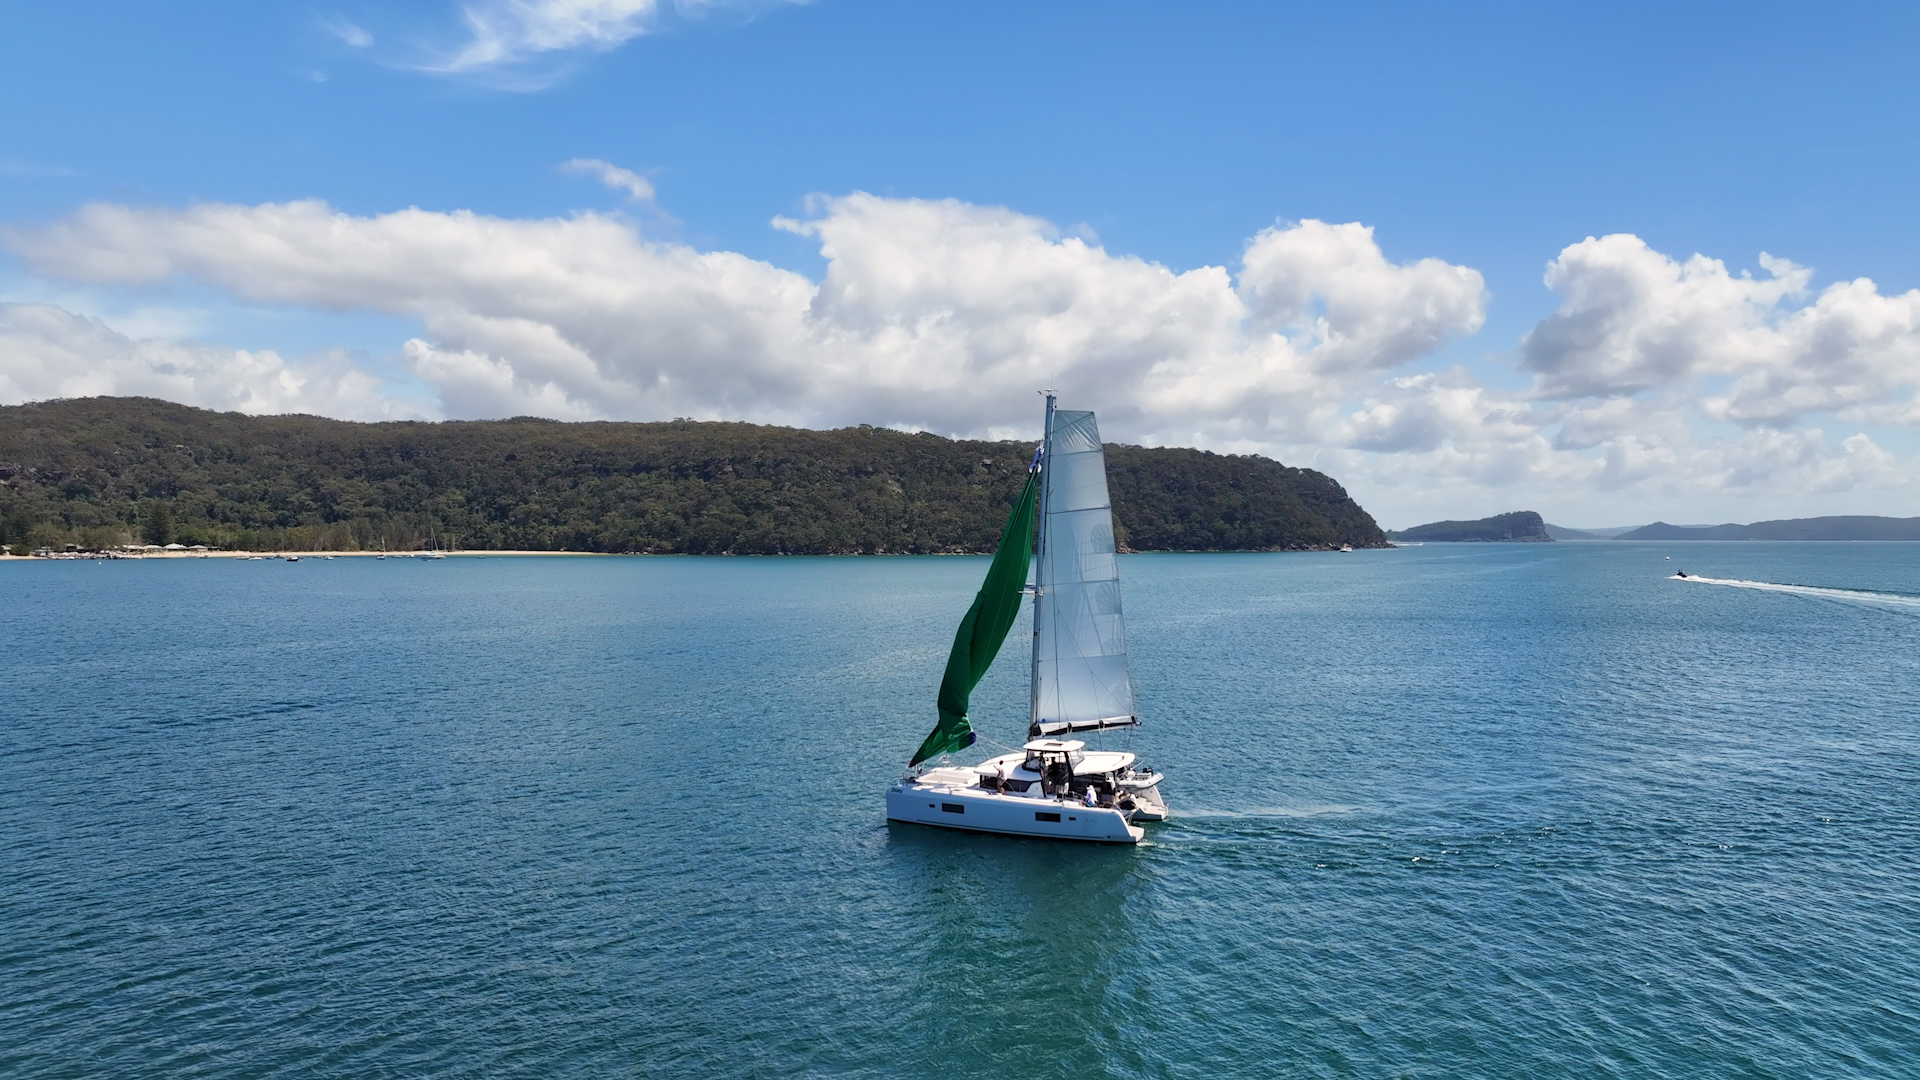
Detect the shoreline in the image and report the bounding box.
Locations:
[2,545,1386,561]
[0,549,614,560]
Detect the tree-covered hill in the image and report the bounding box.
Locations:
[1613,516,1920,541]
[1388,510,1551,543]
[0,397,1389,554]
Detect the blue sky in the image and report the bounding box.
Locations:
[4,1,1919,527]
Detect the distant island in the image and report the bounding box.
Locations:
[0,397,1390,555]
[1388,510,1551,543]
[1613,516,1920,541]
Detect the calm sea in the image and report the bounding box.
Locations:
[3,543,1917,1078]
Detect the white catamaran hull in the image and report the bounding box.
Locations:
[886,781,1143,843]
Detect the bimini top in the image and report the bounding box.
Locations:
[1022,739,1086,754]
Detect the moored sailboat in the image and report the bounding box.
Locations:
[886,394,1168,843]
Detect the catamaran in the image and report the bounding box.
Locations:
[886,394,1169,843]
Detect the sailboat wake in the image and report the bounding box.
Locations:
[1176,805,1362,820]
[1674,574,1920,613]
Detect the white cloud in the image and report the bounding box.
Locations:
[5,195,1487,444]
[1315,364,1915,526]
[0,303,421,420]
[7,199,1917,523]
[1523,233,1920,427]
[447,0,664,71]
[1335,371,1534,456]
[1239,220,1485,372]
[1319,376,1913,526]
[561,157,655,203]
[423,0,803,84]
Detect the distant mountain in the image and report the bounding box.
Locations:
[1544,523,1607,540]
[1389,510,1551,543]
[1613,516,1920,541]
[1616,521,1751,540]
[1560,524,1654,538]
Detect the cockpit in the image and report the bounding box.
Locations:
[1021,737,1085,774]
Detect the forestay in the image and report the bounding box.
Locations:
[1031,409,1137,737]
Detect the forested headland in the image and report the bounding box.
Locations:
[0,397,1389,555]
[1387,511,1552,543]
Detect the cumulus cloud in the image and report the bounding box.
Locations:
[1238,220,1485,372]
[1523,233,1920,427]
[561,157,656,203]
[1335,371,1533,456]
[1320,373,1910,524]
[0,303,419,420]
[5,195,1487,442]
[1313,223,1920,517]
[7,197,1916,521]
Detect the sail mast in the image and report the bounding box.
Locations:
[1028,391,1055,731]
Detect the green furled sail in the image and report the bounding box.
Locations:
[909,471,1040,766]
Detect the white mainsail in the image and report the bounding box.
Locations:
[1030,407,1137,737]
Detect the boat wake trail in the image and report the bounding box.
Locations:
[1675,574,1920,613]
[1177,805,1363,820]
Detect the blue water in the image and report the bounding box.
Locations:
[4,543,1917,1078]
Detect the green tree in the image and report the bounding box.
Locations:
[1,507,30,547]
[142,500,174,546]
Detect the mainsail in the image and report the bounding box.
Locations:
[1030,407,1137,737]
[909,470,1039,766]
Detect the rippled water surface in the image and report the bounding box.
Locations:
[4,543,1918,1078]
